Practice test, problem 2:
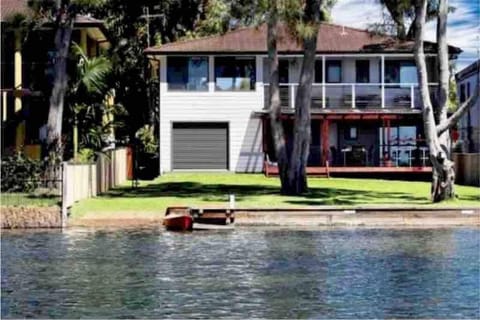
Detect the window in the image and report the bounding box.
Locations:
[385,61,418,85]
[167,57,208,91]
[279,59,289,83]
[314,60,323,83]
[326,60,342,83]
[345,126,357,140]
[356,60,370,83]
[379,126,417,166]
[460,84,466,102]
[215,57,256,91]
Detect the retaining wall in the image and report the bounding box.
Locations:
[1,206,62,228]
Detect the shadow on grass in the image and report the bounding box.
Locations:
[100,181,431,205]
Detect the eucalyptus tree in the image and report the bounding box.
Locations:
[267,0,334,195]
[413,0,478,202]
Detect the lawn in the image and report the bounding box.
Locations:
[1,193,61,207]
[70,173,480,219]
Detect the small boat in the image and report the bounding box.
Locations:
[163,207,193,231]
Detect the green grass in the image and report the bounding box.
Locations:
[70,173,480,219]
[1,192,61,207]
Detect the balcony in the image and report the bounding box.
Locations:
[263,83,435,110]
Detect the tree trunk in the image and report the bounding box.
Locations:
[413,0,455,202]
[267,0,289,194]
[46,8,74,161]
[285,0,322,195]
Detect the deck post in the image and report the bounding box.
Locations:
[322,55,326,108]
[321,119,330,166]
[381,55,385,108]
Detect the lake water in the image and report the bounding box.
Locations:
[2,227,479,319]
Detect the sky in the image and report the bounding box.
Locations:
[331,0,480,71]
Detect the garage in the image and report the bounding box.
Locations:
[172,122,229,170]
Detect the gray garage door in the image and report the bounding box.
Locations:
[172,122,228,170]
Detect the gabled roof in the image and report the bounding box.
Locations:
[456,59,480,81]
[145,23,462,55]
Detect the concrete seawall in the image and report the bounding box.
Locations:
[235,208,480,227]
[68,207,480,228]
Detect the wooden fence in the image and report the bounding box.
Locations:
[63,148,128,210]
[453,153,480,187]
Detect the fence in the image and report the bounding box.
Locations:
[453,153,480,187]
[62,147,128,210]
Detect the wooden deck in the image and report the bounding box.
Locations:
[264,162,432,177]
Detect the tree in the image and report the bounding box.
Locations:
[69,43,111,161]
[267,0,327,195]
[372,0,454,40]
[28,0,105,160]
[413,0,478,202]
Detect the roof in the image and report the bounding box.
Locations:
[1,0,105,28]
[456,59,480,81]
[0,0,30,21]
[145,23,462,55]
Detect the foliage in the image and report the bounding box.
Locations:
[1,153,44,192]
[370,0,455,39]
[77,148,96,162]
[135,125,157,154]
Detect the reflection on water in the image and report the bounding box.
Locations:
[1,228,479,319]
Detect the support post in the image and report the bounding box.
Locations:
[351,84,355,108]
[2,91,7,122]
[322,55,326,108]
[381,55,385,108]
[321,119,330,166]
[410,85,415,109]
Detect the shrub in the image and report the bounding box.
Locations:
[1,153,44,192]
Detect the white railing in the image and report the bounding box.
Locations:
[264,83,436,109]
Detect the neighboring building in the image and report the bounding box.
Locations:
[1,0,109,158]
[456,59,480,153]
[144,23,461,175]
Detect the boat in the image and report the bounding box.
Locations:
[163,207,193,231]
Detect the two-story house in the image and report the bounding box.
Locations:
[1,0,109,158]
[456,59,480,153]
[144,23,461,176]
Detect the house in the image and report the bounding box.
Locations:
[456,59,480,153]
[144,23,461,176]
[1,0,109,159]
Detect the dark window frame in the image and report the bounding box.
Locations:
[166,56,209,91]
[355,60,370,83]
[314,60,323,83]
[214,56,256,91]
[326,60,342,83]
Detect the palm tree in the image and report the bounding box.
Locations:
[70,43,111,161]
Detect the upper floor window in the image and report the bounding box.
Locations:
[460,83,466,102]
[385,61,418,85]
[215,57,256,91]
[279,60,289,83]
[314,60,323,83]
[356,60,370,83]
[167,56,208,91]
[326,60,342,83]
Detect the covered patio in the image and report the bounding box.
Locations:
[258,111,432,177]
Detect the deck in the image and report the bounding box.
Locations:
[264,162,432,177]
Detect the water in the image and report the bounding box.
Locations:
[2,227,479,319]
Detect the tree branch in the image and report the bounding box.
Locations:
[437,89,479,136]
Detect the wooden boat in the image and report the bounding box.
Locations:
[163,207,193,231]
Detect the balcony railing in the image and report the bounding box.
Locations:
[264,83,436,110]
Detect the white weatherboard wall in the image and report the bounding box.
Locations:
[159,55,264,173]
